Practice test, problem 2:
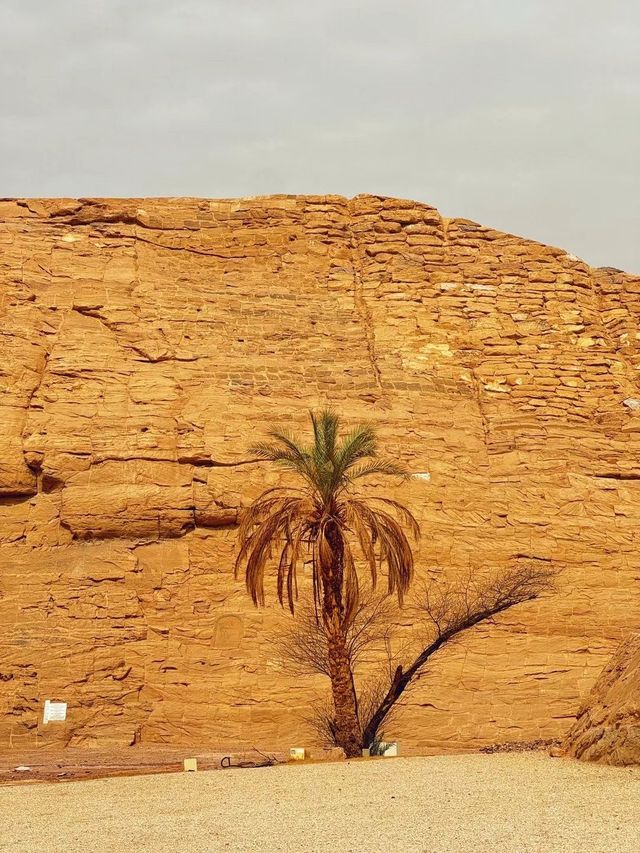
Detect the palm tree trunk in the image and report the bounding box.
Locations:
[322,518,362,758]
[326,623,362,757]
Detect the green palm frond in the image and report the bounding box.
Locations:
[348,460,410,482]
[265,430,310,458]
[249,435,315,483]
[334,425,377,475]
[310,409,339,463]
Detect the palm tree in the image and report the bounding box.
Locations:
[235,410,419,757]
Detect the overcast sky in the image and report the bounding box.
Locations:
[1,1,638,271]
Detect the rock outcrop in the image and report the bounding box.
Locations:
[562,634,640,765]
[1,195,639,752]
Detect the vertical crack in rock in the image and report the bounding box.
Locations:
[441,216,451,262]
[440,214,492,454]
[22,347,51,424]
[590,268,640,397]
[20,339,57,483]
[132,225,141,298]
[469,364,492,453]
[347,198,384,393]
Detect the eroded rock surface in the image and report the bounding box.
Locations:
[562,634,640,764]
[1,195,639,751]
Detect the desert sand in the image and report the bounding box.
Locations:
[1,753,638,853]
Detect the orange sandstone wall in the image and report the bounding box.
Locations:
[1,194,639,752]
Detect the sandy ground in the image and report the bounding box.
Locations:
[1,753,638,853]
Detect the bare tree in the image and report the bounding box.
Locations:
[361,561,556,748]
[274,560,555,751]
[301,696,339,747]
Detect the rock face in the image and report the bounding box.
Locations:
[562,634,640,764]
[1,195,639,752]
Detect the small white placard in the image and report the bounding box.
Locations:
[43,700,67,724]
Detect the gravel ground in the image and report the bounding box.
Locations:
[2,753,639,853]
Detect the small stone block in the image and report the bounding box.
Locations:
[183,758,198,772]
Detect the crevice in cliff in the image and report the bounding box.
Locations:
[71,305,120,332]
[177,453,261,468]
[68,211,151,228]
[72,304,162,366]
[133,234,251,260]
[513,553,553,563]
[347,201,384,394]
[71,304,179,365]
[28,201,255,260]
[468,363,491,454]
[71,306,184,364]
[57,506,239,544]
[13,200,147,228]
[192,504,239,529]
[0,493,36,506]
[22,348,51,420]
[589,269,639,399]
[79,453,260,469]
[441,216,451,264]
[593,472,640,481]
[20,334,58,482]
[129,346,200,364]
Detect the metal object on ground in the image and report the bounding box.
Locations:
[220,749,279,769]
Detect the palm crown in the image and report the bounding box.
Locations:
[235,410,420,626]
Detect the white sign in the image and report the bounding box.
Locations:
[43,700,67,724]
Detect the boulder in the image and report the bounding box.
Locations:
[562,634,640,765]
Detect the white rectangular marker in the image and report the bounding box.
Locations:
[43,700,67,724]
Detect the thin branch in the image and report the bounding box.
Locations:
[361,562,556,746]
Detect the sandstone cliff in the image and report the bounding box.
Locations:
[562,634,640,764]
[1,194,639,751]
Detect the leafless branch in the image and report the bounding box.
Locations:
[361,560,556,746]
[273,594,396,678]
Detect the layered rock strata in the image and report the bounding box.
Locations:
[1,195,639,751]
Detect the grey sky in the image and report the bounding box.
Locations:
[1,0,638,271]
